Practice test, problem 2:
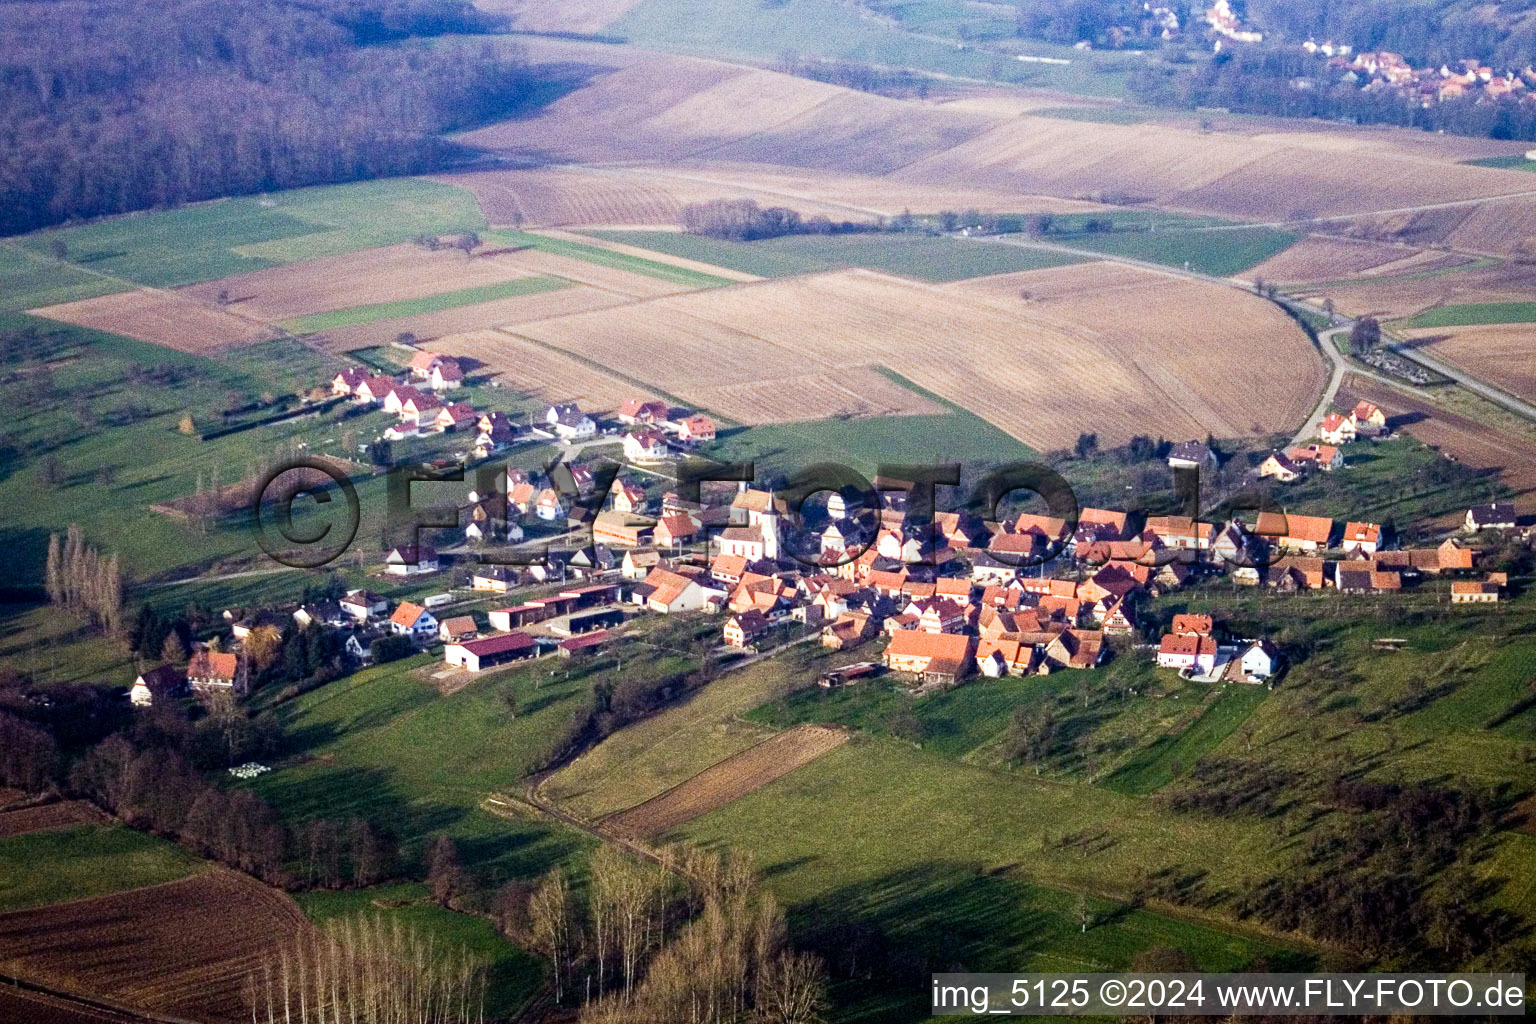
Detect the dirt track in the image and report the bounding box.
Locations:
[605,724,848,837]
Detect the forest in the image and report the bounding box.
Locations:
[0,0,553,235]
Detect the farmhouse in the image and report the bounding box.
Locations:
[385,543,439,575]
[1167,440,1217,472]
[187,648,248,696]
[340,589,387,621]
[1144,516,1217,551]
[1451,579,1502,603]
[623,429,669,463]
[1285,444,1343,472]
[332,367,367,396]
[1258,450,1302,483]
[1465,502,1519,532]
[1268,555,1328,590]
[884,629,974,684]
[1319,412,1356,445]
[593,511,656,548]
[1335,567,1402,594]
[618,399,669,425]
[546,403,596,441]
[438,616,479,643]
[822,610,876,650]
[444,631,538,672]
[1341,521,1383,555]
[723,610,771,648]
[130,665,186,707]
[389,602,439,644]
[1157,632,1218,674]
[643,567,715,614]
[1041,628,1105,671]
[1351,400,1388,435]
[675,414,717,444]
[1254,511,1334,553]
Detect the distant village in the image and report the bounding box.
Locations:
[129,377,1530,712]
[1195,0,1536,111]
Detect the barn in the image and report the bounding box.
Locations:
[444,632,538,672]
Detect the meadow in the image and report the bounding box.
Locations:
[1406,300,1536,327]
[585,231,1089,283]
[0,824,205,912]
[486,230,737,289]
[280,275,572,334]
[606,0,1137,98]
[1043,224,1301,277]
[8,179,488,291]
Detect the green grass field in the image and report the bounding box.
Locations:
[702,368,1033,473]
[486,230,735,288]
[8,179,487,292]
[296,883,546,1019]
[1030,105,1158,124]
[1463,155,1536,171]
[1102,684,1267,795]
[0,824,206,912]
[583,230,831,278]
[1049,225,1300,277]
[1406,301,1536,328]
[280,275,571,333]
[585,230,1090,282]
[608,0,1139,97]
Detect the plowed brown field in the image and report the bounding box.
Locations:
[309,285,630,352]
[504,265,1318,444]
[0,802,108,839]
[464,49,1536,251]
[30,290,275,353]
[428,328,661,413]
[1246,237,1420,284]
[177,243,549,321]
[0,871,318,1024]
[1400,324,1536,404]
[605,724,848,837]
[1336,376,1536,504]
[1297,261,1536,319]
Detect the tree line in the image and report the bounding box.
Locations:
[44,525,124,636]
[682,200,880,242]
[453,842,828,1023]
[246,913,488,1024]
[0,0,548,234]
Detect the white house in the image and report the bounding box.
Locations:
[130,665,186,707]
[385,544,439,576]
[546,403,596,441]
[389,602,439,644]
[623,428,669,463]
[1240,639,1279,681]
[1156,632,1217,675]
[340,589,388,621]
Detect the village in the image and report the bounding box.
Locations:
[128,377,1530,713]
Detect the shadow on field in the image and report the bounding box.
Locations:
[784,859,1317,1022]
